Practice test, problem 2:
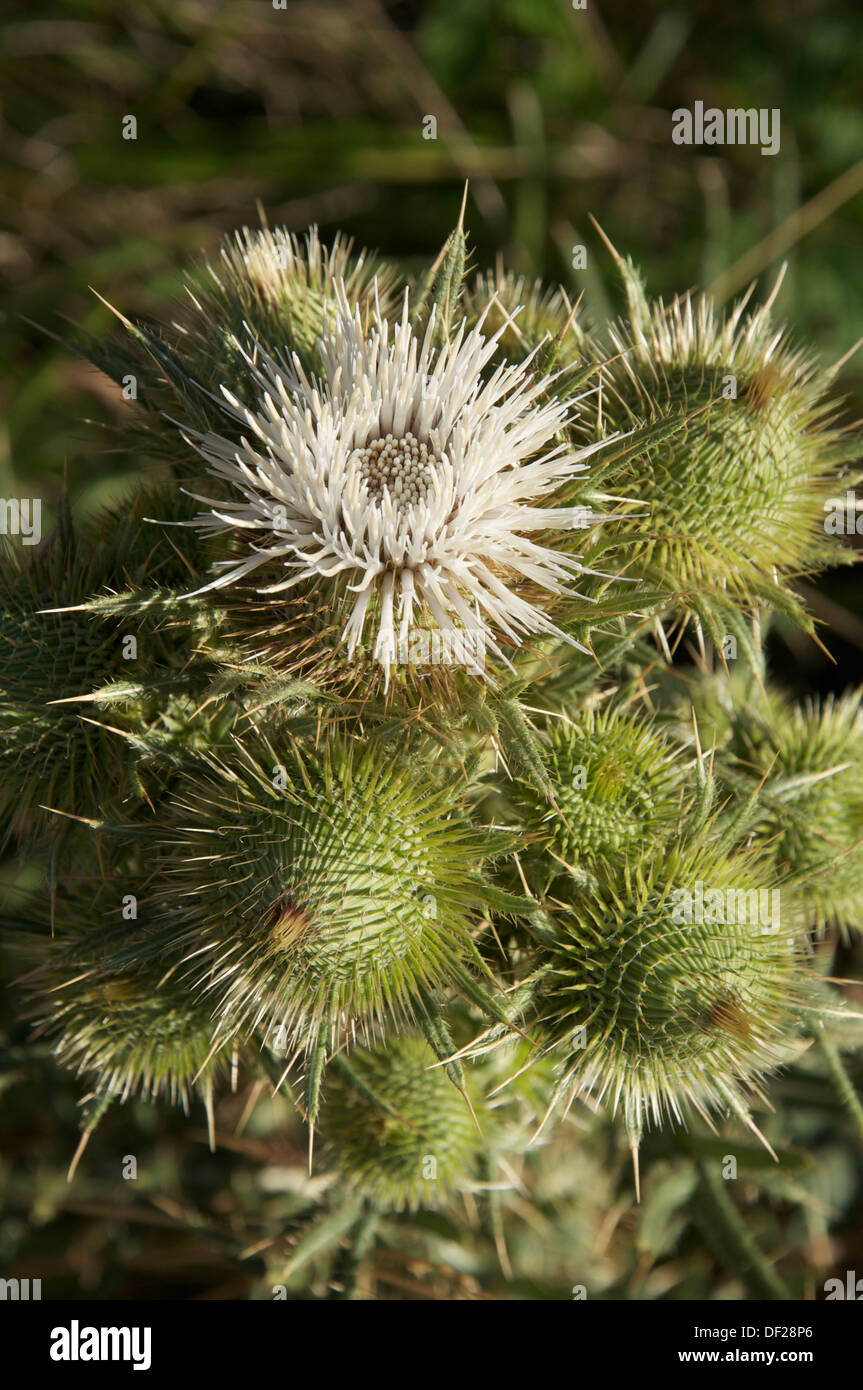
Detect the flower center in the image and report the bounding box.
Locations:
[354,432,438,508]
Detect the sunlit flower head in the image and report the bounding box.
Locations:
[181,286,613,684]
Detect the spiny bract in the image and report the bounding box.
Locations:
[506,841,807,1139]
[688,679,863,934]
[149,736,499,1060]
[323,1036,481,1211]
[510,704,688,885]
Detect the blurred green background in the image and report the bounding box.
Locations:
[2,0,863,1299]
[4,0,863,511]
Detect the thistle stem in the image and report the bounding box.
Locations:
[818,1031,863,1147]
[694,1162,791,1300]
[328,1206,378,1300]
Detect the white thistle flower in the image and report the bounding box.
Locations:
[181,287,614,684]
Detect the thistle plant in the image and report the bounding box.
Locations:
[568,245,858,659]
[506,704,688,889]
[144,733,506,1125]
[682,677,863,934]
[4,211,863,1301]
[323,1036,483,1212]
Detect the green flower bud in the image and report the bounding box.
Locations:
[154,737,498,1060]
[692,681,863,933]
[519,842,805,1137]
[28,926,228,1108]
[0,510,142,843]
[83,227,404,443]
[323,1036,481,1211]
[592,261,855,635]
[0,485,230,847]
[511,705,686,886]
[464,269,594,366]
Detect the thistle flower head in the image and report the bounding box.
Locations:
[689,681,863,933]
[515,842,806,1137]
[323,1037,481,1211]
[511,705,687,884]
[28,926,228,1109]
[593,258,856,638]
[464,269,594,365]
[180,285,611,685]
[0,512,140,844]
[154,737,497,1060]
[0,485,238,847]
[217,225,402,328]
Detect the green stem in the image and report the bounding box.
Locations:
[694,1162,791,1300]
[818,1032,863,1146]
[328,1206,378,1301]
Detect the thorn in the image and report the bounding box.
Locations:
[631,1142,641,1204]
[47,691,111,706]
[204,1087,216,1153]
[76,715,144,742]
[762,262,788,314]
[457,179,469,232]
[691,707,704,766]
[89,287,136,332]
[810,626,837,665]
[308,1121,315,1176]
[38,805,103,829]
[741,1109,779,1163]
[531,1081,565,1144]
[557,292,583,344]
[458,1084,483,1136]
[191,1036,224,1086]
[513,851,531,899]
[654,617,672,663]
[67,1127,92,1183]
[588,214,622,263]
[831,335,863,375]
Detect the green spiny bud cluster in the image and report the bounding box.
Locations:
[508,705,687,885]
[148,736,499,1067]
[4,217,862,1297]
[323,1037,482,1211]
[686,678,863,933]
